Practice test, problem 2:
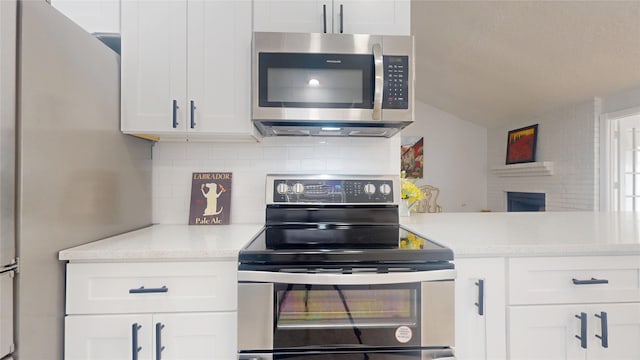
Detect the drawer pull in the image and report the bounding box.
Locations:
[474,279,485,316]
[572,278,609,285]
[595,312,609,348]
[575,312,587,349]
[172,100,179,128]
[190,100,196,129]
[155,322,165,360]
[322,4,327,33]
[132,323,142,360]
[129,286,168,294]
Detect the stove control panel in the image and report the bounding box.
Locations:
[270,177,395,204]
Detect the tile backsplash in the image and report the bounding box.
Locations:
[152,136,401,224]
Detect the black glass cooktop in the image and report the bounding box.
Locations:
[238,226,454,271]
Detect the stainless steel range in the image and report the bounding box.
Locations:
[238,175,456,360]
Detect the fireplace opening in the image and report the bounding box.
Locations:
[507,192,546,212]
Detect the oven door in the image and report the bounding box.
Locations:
[238,270,455,353]
[239,348,456,360]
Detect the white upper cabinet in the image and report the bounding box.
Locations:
[186,0,254,138]
[253,0,330,33]
[121,1,186,136]
[253,0,410,35]
[337,0,410,35]
[121,0,257,141]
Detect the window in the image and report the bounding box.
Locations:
[611,114,640,211]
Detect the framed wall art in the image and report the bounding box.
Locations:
[506,124,538,165]
[189,172,232,225]
[401,136,423,179]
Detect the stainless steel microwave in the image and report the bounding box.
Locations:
[252,32,414,137]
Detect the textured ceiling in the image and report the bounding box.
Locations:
[412,1,640,128]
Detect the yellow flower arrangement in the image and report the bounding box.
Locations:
[400,171,424,206]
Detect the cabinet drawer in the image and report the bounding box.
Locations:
[66,261,237,314]
[509,256,640,305]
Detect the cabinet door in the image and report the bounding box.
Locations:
[187,0,255,137]
[0,272,14,358]
[121,0,187,134]
[336,0,410,35]
[587,303,640,360]
[454,258,507,360]
[253,0,331,33]
[153,312,236,359]
[509,305,588,360]
[65,314,153,360]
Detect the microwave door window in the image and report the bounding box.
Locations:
[258,52,374,109]
[268,68,363,106]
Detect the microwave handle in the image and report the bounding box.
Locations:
[372,43,383,120]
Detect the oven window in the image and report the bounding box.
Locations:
[275,284,418,329]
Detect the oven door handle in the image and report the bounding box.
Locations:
[238,269,456,285]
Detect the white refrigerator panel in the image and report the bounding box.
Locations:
[16,2,152,359]
[0,271,14,358]
[0,0,16,268]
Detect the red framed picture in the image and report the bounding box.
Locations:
[506,124,538,164]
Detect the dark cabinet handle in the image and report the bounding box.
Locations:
[172,100,179,128]
[132,323,142,360]
[595,312,608,348]
[474,279,485,316]
[339,4,344,33]
[190,100,196,129]
[572,278,609,285]
[322,4,327,33]
[575,312,587,349]
[129,286,168,294]
[155,322,166,360]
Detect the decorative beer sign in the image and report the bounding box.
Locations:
[189,172,232,225]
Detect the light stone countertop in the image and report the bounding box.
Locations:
[59,212,640,262]
[58,224,264,262]
[400,211,640,258]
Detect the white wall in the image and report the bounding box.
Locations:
[50,0,119,33]
[152,136,401,224]
[487,99,600,211]
[401,100,488,212]
[601,86,640,115]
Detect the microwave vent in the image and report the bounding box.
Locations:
[348,129,392,137]
[272,127,311,136]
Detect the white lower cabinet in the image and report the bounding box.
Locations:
[454,258,507,360]
[509,303,640,360]
[507,256,640,360]
[64,261,238,360]
[65,312,236,360]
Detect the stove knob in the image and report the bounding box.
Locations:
[292,183,305,194]
[364,183,376,195]
[379,183,392,195]
[276,183,289,194]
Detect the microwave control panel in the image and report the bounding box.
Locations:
[383,56,409,109]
